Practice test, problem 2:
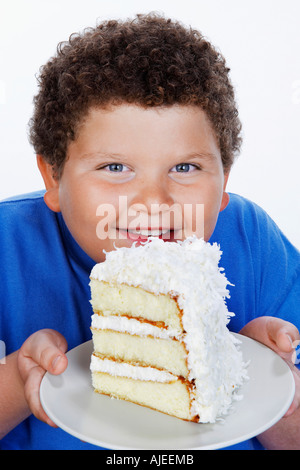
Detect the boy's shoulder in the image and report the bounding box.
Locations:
[216,192,268,234]
[0,190,54,243]
[214,193,300,329]
[223,192,286,237]
[0,190,45,206]
[215,192,299,256]
[0,190,46,220]
[226,192,270,219]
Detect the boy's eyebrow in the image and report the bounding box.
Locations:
[181,151,218,161]
[79,150,218,162]
[79,152,128,161]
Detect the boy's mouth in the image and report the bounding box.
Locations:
[117,228,177,242]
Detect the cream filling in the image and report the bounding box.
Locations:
[90,354,177,383]
[91,314,179,339]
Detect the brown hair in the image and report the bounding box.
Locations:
[29,13,242,178]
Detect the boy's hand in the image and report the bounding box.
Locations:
[17,329,68,427]
[239,316,300,417]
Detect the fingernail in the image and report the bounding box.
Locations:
[285,334,293,346]
[52,355,62,369]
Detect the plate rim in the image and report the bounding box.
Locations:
[40,334,295,450]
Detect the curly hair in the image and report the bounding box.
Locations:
[29,13,242,178]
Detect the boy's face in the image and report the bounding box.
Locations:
[38,104,229,263]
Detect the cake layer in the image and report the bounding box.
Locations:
[91,371,197,421]
[91,313,179,339]
[90,280,182,333]
[91,327,189,378]
[90,354,177,382]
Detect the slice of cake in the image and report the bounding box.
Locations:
[89,237,247,423]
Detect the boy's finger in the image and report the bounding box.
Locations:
[23,364,57,427]
[39,346,68,376]
[20,329,68,376]
[266,318,300,353]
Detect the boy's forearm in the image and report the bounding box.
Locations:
[0,351,31,439]
[257,409,300,450]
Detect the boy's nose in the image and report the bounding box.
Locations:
[130,178,175,213]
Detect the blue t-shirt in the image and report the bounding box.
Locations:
[0,191,299,450]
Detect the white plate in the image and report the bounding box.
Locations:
[40,334,295,449]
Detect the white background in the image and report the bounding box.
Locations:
[0,0,299,248]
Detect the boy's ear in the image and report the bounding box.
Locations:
[220,172,230,212]
[36,155,61,213]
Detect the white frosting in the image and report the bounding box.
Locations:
[91,314,178,339]
[90,237,248,423]
[90,354,177,383]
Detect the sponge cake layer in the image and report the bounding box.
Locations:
[91,327,189,378]
[91,370,196,421]
[90,280,183,333]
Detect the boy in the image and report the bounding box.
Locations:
[0,14,300,450]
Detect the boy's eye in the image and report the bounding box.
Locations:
[171,163,199,173]
[108,163,125,172]
[101,163,130,172]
